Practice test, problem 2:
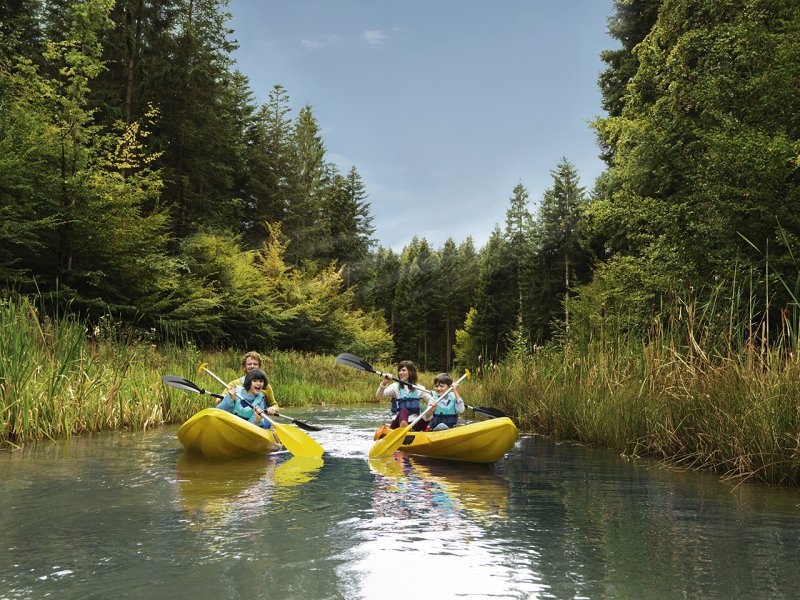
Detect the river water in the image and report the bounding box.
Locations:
[2,404,799,599]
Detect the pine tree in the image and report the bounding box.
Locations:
[537,158,588,333]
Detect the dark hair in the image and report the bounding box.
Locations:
[433,372,453,386]
[397,360,418,385]
[243,368,268,391]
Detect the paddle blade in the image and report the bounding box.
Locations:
[368,424,411,459]
[334,353,375,373]
[274,413,323,431]
[161,375,203,394]
[272,421,325,458]
[468,404,507,419]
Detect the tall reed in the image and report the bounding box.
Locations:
[0,296,384,447]
[474,270,800,486]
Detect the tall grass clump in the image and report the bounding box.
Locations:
[479,265,800,486]
[0,296,212,447]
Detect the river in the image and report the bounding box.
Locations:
[1,404,799,599]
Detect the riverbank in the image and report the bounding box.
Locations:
[469,341,800,487]
[0,297,374,448]
[3,295,799,487]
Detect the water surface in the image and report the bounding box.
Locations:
[2,404,799,599]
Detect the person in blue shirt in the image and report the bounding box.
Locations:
[423,372,465,431]
[216,368,277,429]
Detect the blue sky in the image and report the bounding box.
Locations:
[227,0,617,251]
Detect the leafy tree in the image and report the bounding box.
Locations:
[591,0,800,327]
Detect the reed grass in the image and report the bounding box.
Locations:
[468,275,800,487]
[0,296,379,448]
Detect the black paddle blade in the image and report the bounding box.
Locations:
[161,375,224,399]
[161,375,203,393]
[275,413,324,432]
[468,404,507,419]
[334,353,376,373]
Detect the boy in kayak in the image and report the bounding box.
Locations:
[216,368,278,428]
[376,360,432,431]
[423,373,465,431]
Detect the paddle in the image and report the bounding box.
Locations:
[336,352,505,419]
[160,375,323,431]
[198,363,325,458]
[369,370,470,459]
[334,353,415,389]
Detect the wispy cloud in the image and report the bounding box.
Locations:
[300,34,343,50]
[362,30,389,46]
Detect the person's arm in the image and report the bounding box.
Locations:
[215,392,235,412]
[452,383,465,413]
[263,384,279,414]
[376,379,397,398]
[423,393,437,421]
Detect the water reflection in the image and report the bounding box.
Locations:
[3,408,800,600]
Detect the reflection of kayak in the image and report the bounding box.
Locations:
[383,417,519,463]
[175,451,273,514]
[273,456,324,487]
[177,408,282,459]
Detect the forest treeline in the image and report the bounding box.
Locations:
[2,0,799,373]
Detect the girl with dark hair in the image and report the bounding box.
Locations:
[216,368,277,429]
[376,360,432,431]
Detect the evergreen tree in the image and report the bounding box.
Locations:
[324,165,376,285]
[285,104,327,264]
[392,238,437,367]
[470,227,517,363]
[504,182,533,324]
[243,83,294,247]
[537,158,589,333]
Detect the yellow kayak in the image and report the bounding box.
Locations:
[177,408,282,459]
[386,417,518,463]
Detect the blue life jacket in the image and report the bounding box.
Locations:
[232,387,267,423]
[395,385,420,414]
[430,391,459,429]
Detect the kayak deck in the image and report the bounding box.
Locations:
[177,408,282,459]
[392,417,518,463]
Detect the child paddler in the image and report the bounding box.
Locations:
[216,368,278,428]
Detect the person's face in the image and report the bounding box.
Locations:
[435,382,449,394]
[244,357,261,372]
[398,366,410,381]
[248,378,265,394]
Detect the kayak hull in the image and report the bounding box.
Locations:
[177,408,282,459]
[394,417,518,463]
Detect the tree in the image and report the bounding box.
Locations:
[285,104,327,264]
[323,165,376,285]
[590,0,800,326]
[470,227,517,363]
[537,158,589,333]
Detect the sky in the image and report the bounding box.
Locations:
[226,0,618,252]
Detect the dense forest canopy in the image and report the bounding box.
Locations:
[1,0,799,371]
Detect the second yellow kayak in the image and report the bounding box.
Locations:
[385,417,519,463]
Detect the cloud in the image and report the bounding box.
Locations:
[300,34,343,49]
[362,30,389,46]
